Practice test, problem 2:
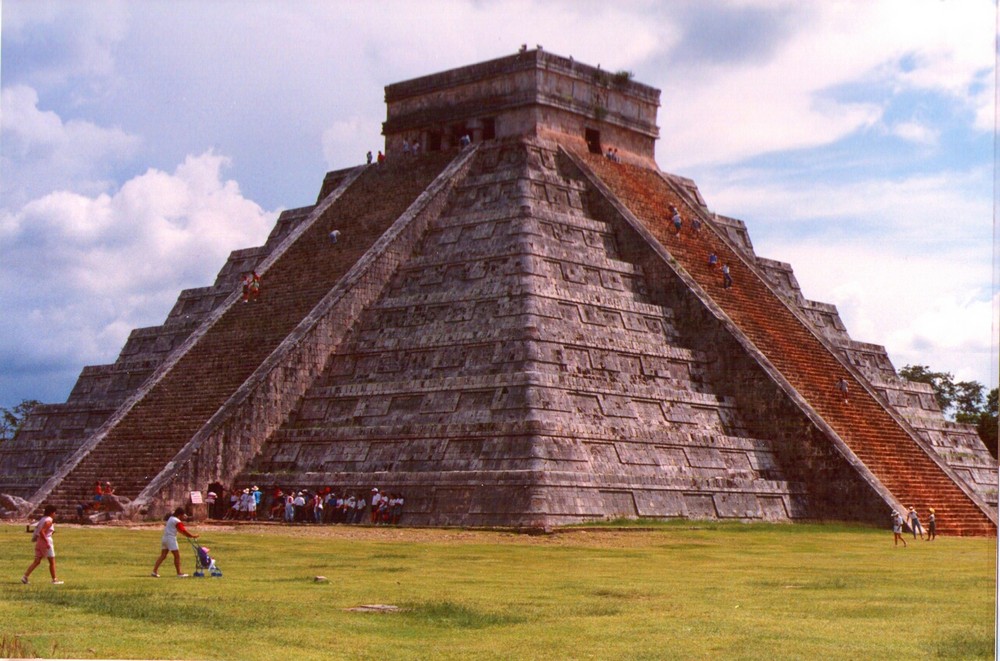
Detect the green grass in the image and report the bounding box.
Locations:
[0,521,994,660]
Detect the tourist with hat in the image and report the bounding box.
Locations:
[251,486,261,521]
[370,488,382,524]
[926,508,936,541]
[293,491,306,522]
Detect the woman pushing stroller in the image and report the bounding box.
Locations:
[152,507,198,578]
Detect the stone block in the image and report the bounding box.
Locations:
[713,493,762,519]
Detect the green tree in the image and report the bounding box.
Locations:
[977,388,998,458]
[899,365,996,456]
[953,380,986,424]
[0,399,41,443]
[898,364,957,412]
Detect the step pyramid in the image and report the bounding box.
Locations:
[4,49,994,534]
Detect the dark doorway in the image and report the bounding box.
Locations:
[427,131,442,152]
[585,128,602,154]
[482,117,496,140]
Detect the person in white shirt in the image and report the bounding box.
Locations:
[23,505,63,584]
[354,495,366,524]
[152,507,198,577]
[293,492,306,522]
[370,489,382,524]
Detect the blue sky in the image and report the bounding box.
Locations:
[1,0,997,411]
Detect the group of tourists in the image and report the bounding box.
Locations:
[659,203,734,290]
[23,504,202,582]
[17,497,951,587]
[241,271,261,303]
[208,484,404,526]
[891,506,937,546]
[92,480,114,510]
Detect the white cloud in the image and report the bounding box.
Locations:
[889,120,939,146]
[321,117,384,168]
[1,85,141,206]
[763,240,995,388]
[1,0,995,409]
[658,0,995,169]
[700,164,991,248]
[0,151,278,394]
[699,165,994,388]
[2,0,129,93]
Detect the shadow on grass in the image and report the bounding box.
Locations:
[6,587,267,631]
[752,577,861,591]
[935,631,995,659]
[399,601,524,629]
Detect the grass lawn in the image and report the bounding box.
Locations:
[0,520,994,660]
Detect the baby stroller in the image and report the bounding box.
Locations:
[188,538,223,577]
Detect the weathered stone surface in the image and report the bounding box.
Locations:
[232,137,893,528]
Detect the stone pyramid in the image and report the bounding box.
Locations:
[3,50,995,534]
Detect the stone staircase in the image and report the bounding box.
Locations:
[575,150,996,536]
[0,205,317,499]
[31,152,457,515]
[236,138,885,527]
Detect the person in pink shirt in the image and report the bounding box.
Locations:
[152,507,199,578]
[22,505,63,585]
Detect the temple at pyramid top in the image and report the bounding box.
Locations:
[382,48,660,165]
[1,49,995,535]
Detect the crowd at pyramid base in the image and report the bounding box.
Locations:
[1,50,994,534]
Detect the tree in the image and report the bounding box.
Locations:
[977,388,998,458]
[953,380,986,424]
[0,399,41,443]
[899,365,996,457]
[898,364,957,412]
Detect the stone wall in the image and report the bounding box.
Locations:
[236,137,890,527]
[384,49,659,166]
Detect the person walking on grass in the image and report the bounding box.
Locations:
[892,510,907,547]
[152,507,198,578]
[926,508,937,541]
[22,505,63,585]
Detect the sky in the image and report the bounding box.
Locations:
[1,0,997,413]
